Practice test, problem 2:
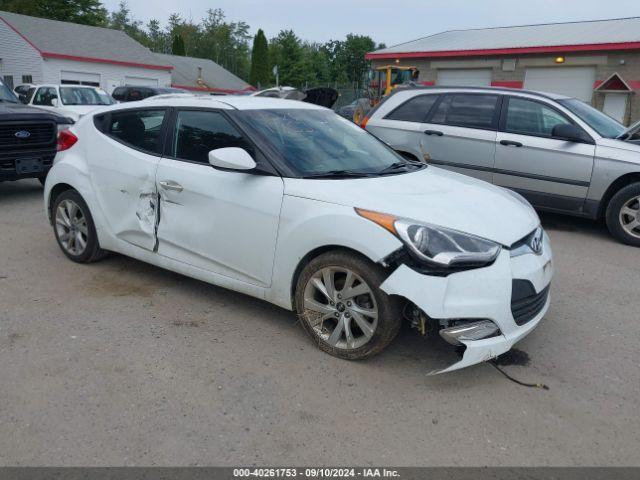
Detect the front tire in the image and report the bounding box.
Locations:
[52,190,107,263]
[295,251,402,360]
[606,183,640,247]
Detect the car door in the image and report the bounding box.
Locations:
[367,93,440,161]
[419,93,501,183]
[155,108,284,287]
[494,96,596,212]
[89,107,169,250]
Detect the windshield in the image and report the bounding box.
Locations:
[0,80,19,103]
[60,87,115,106]
[558,98,626,138]
[235,109,422,177]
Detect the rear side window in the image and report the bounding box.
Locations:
[504,97,572,137]
[385,94,439,122]
[111,87,126,101]
[106,109,166,155]
[430,94,499,129]
[33,87,58,106]
[172,110,253,164]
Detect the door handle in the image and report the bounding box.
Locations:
[159,180,183,192]
[500,140,523,147]
[424,130,444,136]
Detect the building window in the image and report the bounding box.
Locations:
[3,75,14,89]
[22,75,33,84]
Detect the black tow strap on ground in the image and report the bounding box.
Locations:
[490,361,550,390]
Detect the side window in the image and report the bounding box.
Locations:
[172,110,253,164]
[430,94,499,129]
[33,87,58,106]
[111,87,125,102]
[504,98,572,137]
[107,109,166,154]
[385,94,439,122]
[127,88,143,101]
[25,87,36,103]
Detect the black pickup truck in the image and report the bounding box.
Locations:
[0,78,72,184]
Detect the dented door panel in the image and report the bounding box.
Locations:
[87,136,161,251]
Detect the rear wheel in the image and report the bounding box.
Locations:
[52,190,107,263]
[606,182,640,247]
[295,251,401,360]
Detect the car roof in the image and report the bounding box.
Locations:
[131,95,328,111]
[34,84,101,89]
[391,85,571,101]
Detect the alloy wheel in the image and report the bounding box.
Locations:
[55,199,89,256]
[619,195,640,239]
[302,267,378,350]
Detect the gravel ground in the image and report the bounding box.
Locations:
[1,179,639,466]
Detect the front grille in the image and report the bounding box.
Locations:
[511,280,550,326]
[0,122,56,148]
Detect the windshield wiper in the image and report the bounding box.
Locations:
[303,170,375,179]
[377,160,423,175]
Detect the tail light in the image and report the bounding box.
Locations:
[57,130,78,151]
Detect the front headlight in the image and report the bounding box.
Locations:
[357,209,501,269]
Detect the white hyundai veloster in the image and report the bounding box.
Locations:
[44,95,553,373]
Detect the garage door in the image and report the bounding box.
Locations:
[124,76,158,87]
[60,71,100,86]
[436,69,492,87]
[524,67,596,102]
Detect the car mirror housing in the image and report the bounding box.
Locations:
[51,98,59,107]
[208,147,256,171]
[552,124,592,144]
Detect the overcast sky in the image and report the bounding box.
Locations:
[102,0,640,47]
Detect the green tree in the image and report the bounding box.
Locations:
[269,30,306,87]
[172,34,186,56]
[249,29,270,88]
[108,1,148,45]
[0,0,107,26]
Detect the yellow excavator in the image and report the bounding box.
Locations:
[353,65,419,125]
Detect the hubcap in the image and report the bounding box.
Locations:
[619,195,640,239]
[302,267,378,350]
[55,199,88,256]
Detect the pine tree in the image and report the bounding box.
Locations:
[172,34,186,56]
[249,29,270,89]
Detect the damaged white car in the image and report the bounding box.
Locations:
[44,96,553,372]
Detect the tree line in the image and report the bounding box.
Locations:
[0,0,385,88]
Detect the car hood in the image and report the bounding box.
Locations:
[597,137,640,157]
[303,87,339,108]
[0,102,72,123]
[284,167,539,246]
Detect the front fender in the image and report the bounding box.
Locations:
[267,195,403,310]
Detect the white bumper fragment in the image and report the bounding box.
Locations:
[380,233,553,373]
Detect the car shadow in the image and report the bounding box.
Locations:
[0,179,43,201]
[88,252,497,386]
[539,211,611,241]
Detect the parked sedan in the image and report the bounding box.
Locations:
[364,86,640,246]
[23,84,115,121]
[44,96,553,373]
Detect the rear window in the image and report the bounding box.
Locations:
[430,94,499,130]
[385,94,439,122]
[103,109,167,155]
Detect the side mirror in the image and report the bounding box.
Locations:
[552,124,592,144]
[51,98,59,107]
[208,147,256,171]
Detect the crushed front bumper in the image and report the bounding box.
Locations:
[381,232,553,373]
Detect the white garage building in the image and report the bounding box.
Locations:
[367,17,640,125]
[0,10,172,93]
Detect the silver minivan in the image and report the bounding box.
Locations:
[364,87,640,246]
